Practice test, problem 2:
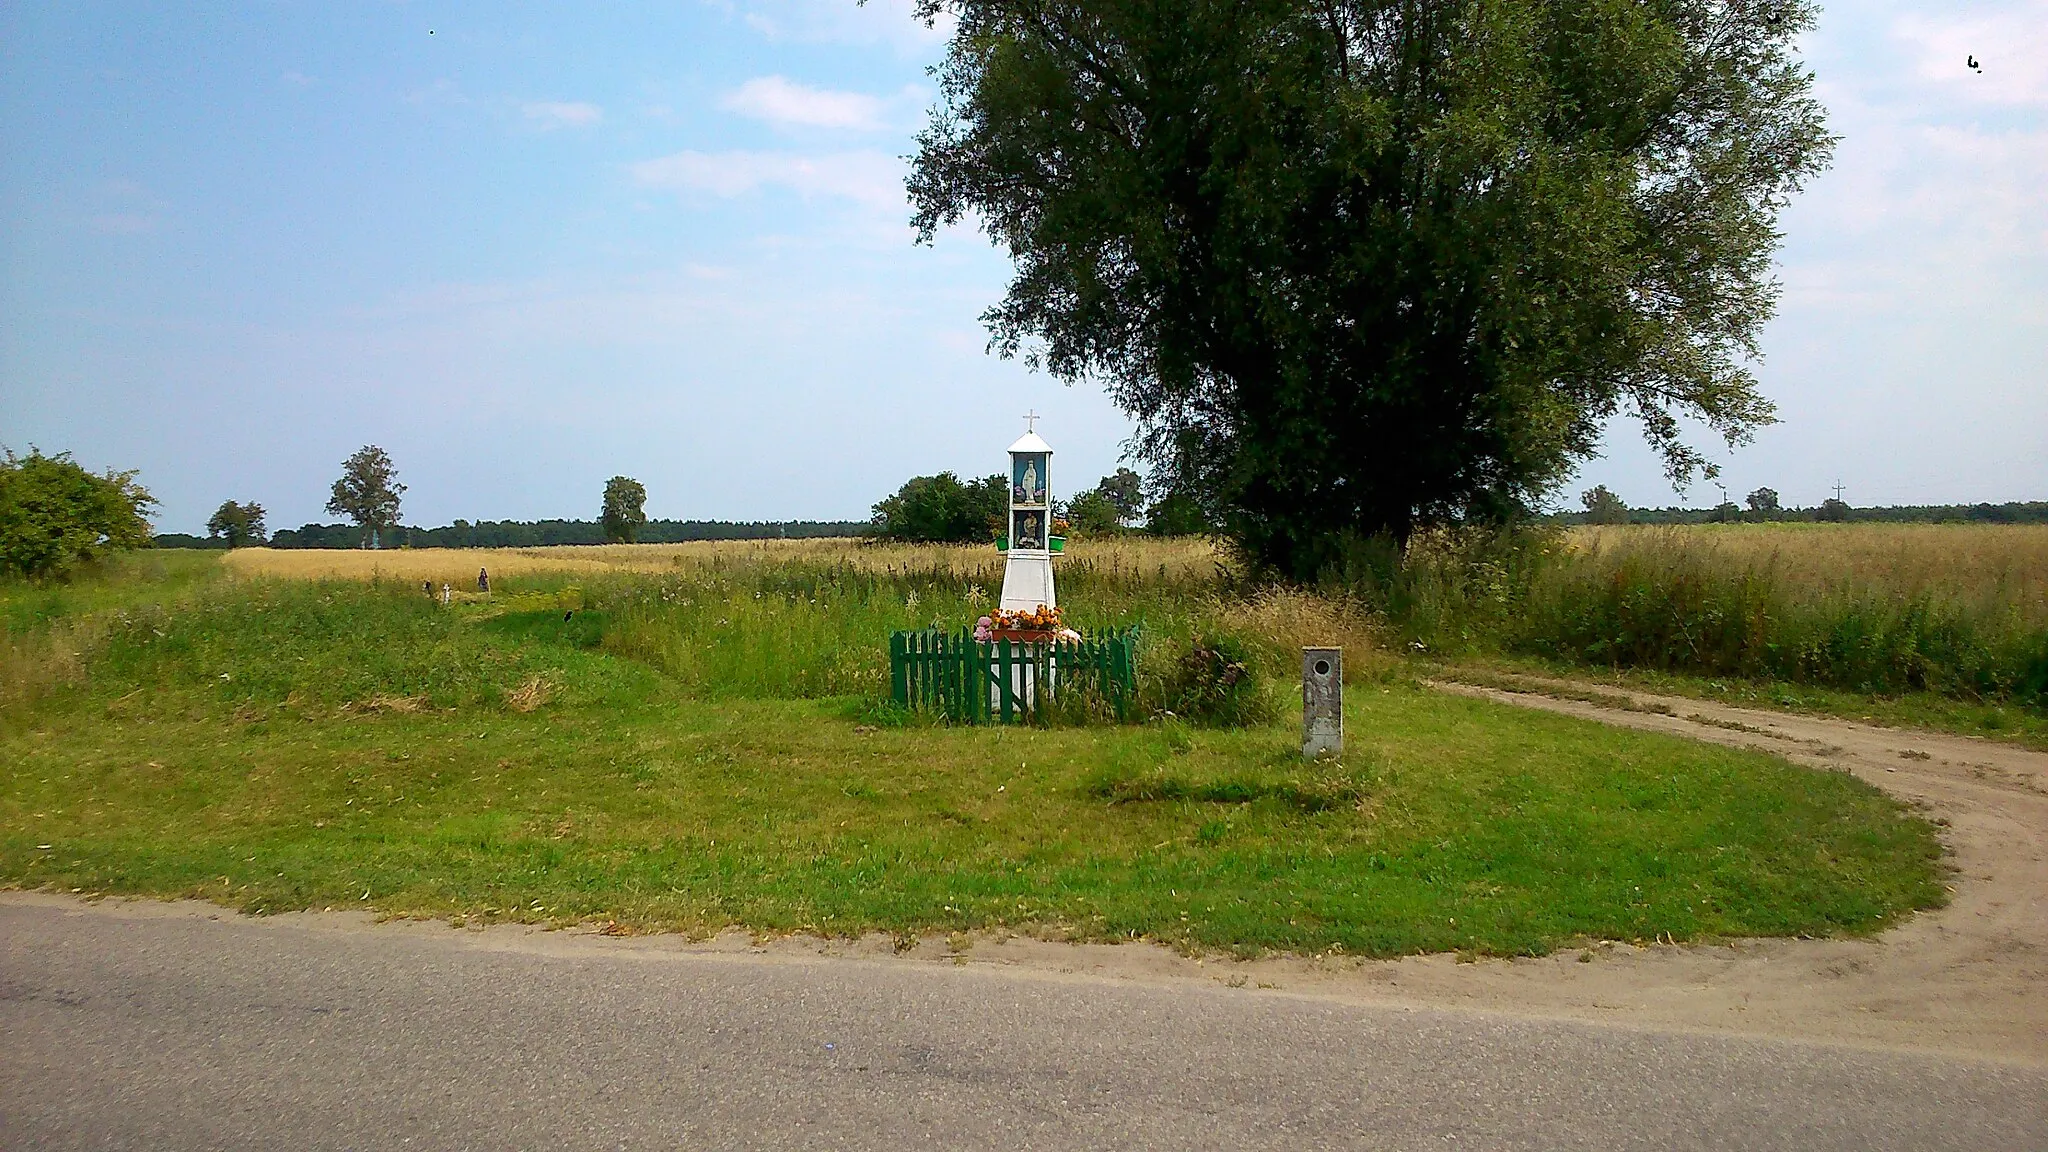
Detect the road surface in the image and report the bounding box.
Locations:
[4,895,2042,1151]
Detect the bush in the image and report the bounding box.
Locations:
[1155,634,1275,727]
[0,449,156,579]
[871,472,1007,543]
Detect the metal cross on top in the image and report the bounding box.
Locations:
[1022,410,1040,434]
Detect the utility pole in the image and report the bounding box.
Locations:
[1833,480,1846,503]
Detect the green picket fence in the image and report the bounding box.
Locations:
[889,627,1139,724]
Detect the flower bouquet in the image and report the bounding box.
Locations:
[975,604,1077,643]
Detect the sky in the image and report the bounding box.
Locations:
[1,0,2042,534]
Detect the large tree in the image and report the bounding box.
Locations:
[206,500,268,548]
[325,446,405,549]
[909,0,1831,577]
[0,449,156,578]
[601,476,649,544]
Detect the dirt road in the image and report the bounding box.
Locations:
[1389,673,2048,1063]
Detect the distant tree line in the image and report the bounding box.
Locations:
[150,447,870,550]
[869,465,1215,543]
[1554,488,2048,527]
[156,518,873,549]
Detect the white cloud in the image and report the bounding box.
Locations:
[630,149,906,209]
[721,75,885,130]
[280,70,316,87]
[726,0,951,50]
[522,100,604,129]
[1894,1,2048,108]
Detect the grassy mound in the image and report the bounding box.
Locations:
[0,551,1944,956]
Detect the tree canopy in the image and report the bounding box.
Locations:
[0,448,156,579]
[601,476,649,544]
[1068,467,1149,535]
[325,446,405,548]
[872,472,1007,542]
[910,0,1831,576]
[1580,484,1629,525]
[206,500,268,548]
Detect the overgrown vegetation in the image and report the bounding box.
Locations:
[0,448,157,579]
[1350,525,2048,713]
[0,539,1947,956]
[1155,636,1275,728]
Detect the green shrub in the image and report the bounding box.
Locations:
[870,472,1007,543]
[0,449,156,579]
[1155,634,1275,726]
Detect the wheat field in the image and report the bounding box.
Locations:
[1566,524,2048,620]
[219,536,1228,585]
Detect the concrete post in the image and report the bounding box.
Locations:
[1302,647,1342,758]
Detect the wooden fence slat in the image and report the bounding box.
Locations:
[889,626,1135,726]
[999,638,1013,723]
[889,632,906,705]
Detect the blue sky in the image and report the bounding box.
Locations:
[2,0,2042,534]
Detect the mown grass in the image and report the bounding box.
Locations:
[0,555,1945,956]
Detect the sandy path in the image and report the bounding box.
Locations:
[1353,674,2048,1063]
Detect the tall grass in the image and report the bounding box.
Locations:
[2,573,654,721]
[591,553,1242,700]
[0,551,226,716]
[1377,525,2048,707]
[220,536,1226,583]
[21,525,2037,719]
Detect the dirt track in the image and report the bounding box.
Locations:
[1351,675,2048,1063]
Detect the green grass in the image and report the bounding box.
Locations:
[0,558,1947,957]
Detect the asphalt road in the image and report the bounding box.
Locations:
[3,899,2043,1151]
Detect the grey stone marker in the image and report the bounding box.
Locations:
[1302,647,1342,758]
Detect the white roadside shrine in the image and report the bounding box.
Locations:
[997,416,1058,614]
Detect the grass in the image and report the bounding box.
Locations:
[1378,524,2048,714]
[0,549,1946,956]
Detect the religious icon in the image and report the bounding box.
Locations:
[1012,510,1044,550]
[1012,453,1048,506]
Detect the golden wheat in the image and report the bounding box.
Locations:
[1566,524,2048,619]
[220,536,1226,583]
